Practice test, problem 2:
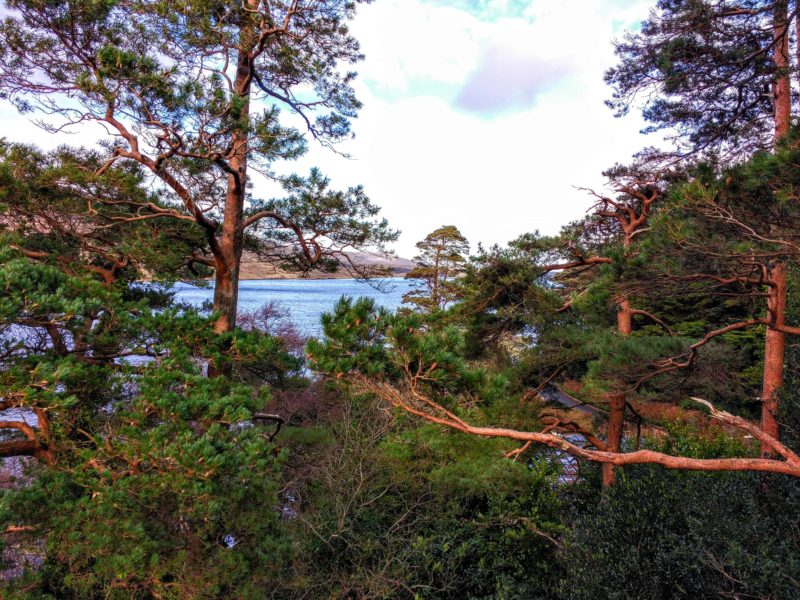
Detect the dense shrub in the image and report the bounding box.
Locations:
[562,468,800,600]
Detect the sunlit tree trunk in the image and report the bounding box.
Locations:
[207,9,256,377]
[602,300,632,487]
[762,263,787,456]
[616,299,633,336]
[760,0,791,440]
[773,0,791,140]
[211,6,255,337]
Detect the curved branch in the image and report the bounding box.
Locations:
[241,210,318,265]
[253,412,284,441]
[351,377,800,477]
[539,256,613,272]
[636,318,768,388]
[0,420,38,442]
[539,415,608,451]
[690,397,800,464]
[0,439,40,459]
[0,420,54,464]
[630,309,674,335]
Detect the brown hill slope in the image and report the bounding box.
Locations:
[239,251,416,280]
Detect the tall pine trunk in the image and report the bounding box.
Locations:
[602,391,627,488]
[761,263,787,456]
[759,0,791,442]
[212,12,254,335]
[212,125,248,337]
[773,0,791,140]
[602,299,632,487]
[616,298,633,336]
[208,10,255,376]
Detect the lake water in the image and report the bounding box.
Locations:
[172,278,409,337]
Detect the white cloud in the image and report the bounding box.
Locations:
[454,33,569,113]
[350,1,481,94]
[283,0,660,256]
[347,0,653,116]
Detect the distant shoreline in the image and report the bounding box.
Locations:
[237,271,410,281]
[237,251,416,281]
[176,275,410,284]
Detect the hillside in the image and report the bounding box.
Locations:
[238,251,416,280]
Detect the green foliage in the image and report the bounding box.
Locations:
[0,0,392,295]
[302,294,576,598]
[309,296,502,412]
[3,3,800,598]
[656,141,800,269]
[0,142,208,282]
[0,0,366,150]
[245,167,399,276]
[779,264,800,452]
[606,0,776,156]
[653,419,754,460]
[283,399,565,599]
[584,332,691,389]
[3,363,289,598]
[0,247,299,598]
[302,137,800,598]
[563,469,800,600]
[456,233,565,350]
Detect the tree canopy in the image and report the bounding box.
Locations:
[0,0,393,334]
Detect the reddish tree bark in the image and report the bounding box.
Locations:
[761,263,787,456]
[547,181,660,487]
[210,6,255,336]
[756,0,791,442]
[601,299,634,487]
[0,417,54,465]
[602,391,627,487]
[205,12,256,379]
[616,298,633,336]
[773,0,791,141]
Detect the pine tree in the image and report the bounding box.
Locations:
[403,225,469,313]
[0,144,302,595]
[608,0,796,443]
[606,0,792,157]
[0,0,395,339]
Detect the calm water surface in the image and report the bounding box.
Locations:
[172,278,409,337]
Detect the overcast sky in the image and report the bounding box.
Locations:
[0,0,660,258]
[289,0,660,256]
